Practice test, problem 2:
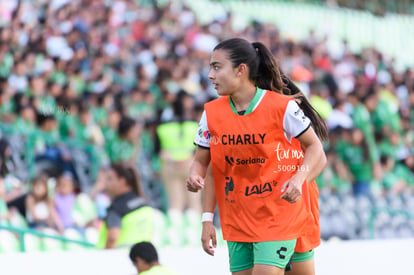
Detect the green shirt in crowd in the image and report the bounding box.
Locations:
[0,52,14,77]
[340,143,373,182]
[58,113,78,138]
[394,163,414,187]
[372,99,401,133]
[351,104,378,162]
[107,136,136,163]
[33,128,60,154]
[91,107,108,128]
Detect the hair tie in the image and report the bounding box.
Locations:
[255,47,260,57]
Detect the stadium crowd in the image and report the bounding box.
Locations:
[0,0,413,248]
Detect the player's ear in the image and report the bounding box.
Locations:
[237,64,247,77]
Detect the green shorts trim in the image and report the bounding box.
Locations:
[227,240,297,272]
[291,250,314,263]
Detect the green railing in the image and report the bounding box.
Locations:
[368,207,414,239]
[0,224,96,252]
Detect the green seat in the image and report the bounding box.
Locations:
[152,209,168,248]
[72,193,97,227]
[63,228,84,251]
[24,234,42,252]
[183,223,201,247]
[0,231,20,253]
[40,228,64,252]
[84,226,99,246]
[165,210,185,247]
[8,211,28,229]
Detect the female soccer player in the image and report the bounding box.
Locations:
[187,38,327,275]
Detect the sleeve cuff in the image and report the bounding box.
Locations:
[294,123,311,139]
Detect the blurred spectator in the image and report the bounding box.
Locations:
[0,137,26,217]
[107,116,142,165]
[76,101,105,147]
[25,174,63,234]
[97,163,154,249]
[326,99,353,130]
[156,90,201,218]
[317,148,352,194]
[34,112,78,182]
[13,104,36,136]
[309,82,333,120]
[347,91,382,180]
[339,128,376,197]
[379,154,407,194]
[54,171,77,229]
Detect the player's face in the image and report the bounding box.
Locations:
[132,258,149,273]
[105,169,119,196]
[208,49,240,96]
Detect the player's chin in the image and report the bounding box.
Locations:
[216,87,228,96]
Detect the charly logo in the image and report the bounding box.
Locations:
[221,133,266,145]
[225,155,265,166]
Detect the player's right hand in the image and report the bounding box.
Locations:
[186,175,204,192]
[201,221,216,256]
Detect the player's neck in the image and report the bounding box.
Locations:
[230,83,257,112]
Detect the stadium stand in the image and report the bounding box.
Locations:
[0,0,413,253]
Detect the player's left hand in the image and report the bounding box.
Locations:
[201,221,217,256]
[280,176,303,203]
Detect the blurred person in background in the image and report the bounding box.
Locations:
[346,91,382,184]
[54,171,78,230]
[156,89,201,222]
[76,101,105,147]
[107,116,142,166]
[129,241,179,275]
[25,174,64,234]
[0,138,21,202]
[13,104,37,136]
[0,137,27,218]
[316,147,352,194]
[339,127,376,197]
[379,154,407,195]
[101,107,122,156]
[34,112,78,182]
[97,163,154,249]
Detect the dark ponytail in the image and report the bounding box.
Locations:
[281,74,328,141]
[251,42,284,93]
[214,38,328,141]
[252,42,328,141]
[111,163,146,198]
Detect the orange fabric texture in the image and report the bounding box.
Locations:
[205,91,314,242]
